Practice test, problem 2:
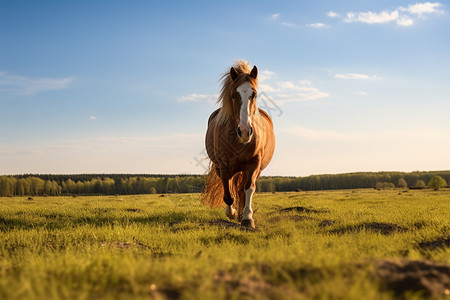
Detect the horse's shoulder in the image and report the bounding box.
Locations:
[258,108,273,125]
[208,108,221,124]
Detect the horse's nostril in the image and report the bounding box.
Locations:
[237,127,242,137]
[249,126,253,135]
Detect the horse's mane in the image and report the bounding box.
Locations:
[216,60,258,124]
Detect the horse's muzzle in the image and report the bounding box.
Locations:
[237,125,253,143]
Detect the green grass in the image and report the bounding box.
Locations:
[1,189,449,299]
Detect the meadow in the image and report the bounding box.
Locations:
[0,189,449,299]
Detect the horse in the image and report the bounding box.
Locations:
[201,60,275,228]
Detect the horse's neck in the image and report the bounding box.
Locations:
[251,109,261,124]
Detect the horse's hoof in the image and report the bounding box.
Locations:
[225,205,238,220]
[241,219,255,229]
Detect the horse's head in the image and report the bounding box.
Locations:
[229,65,258,144]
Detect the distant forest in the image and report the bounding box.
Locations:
[0,171,449,197]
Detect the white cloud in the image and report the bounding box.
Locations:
[327,11,340,18]
[176,93,218,102]
[344,10,401,24]
[259,70,276,82]
[401,2,443,16]
[307,23,327,28]
[270,13,280,20]
[339,2,442,27]
[260,80,309,92]
[258,76,328,104]
[178,71,328,105]
[268,13,296,27]
[259,83,278,93]
[89,116,97,121]
[353,91,368,96]
[0,71,74,95]
[396,16,414,26]
[334,73,380,80]
[278,81,318,92]
[275,80,329,103]
[268,5,442,29]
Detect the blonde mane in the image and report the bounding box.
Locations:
[216,60,258,124]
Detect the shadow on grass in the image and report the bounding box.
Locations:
[329,222,408,235]
[277,206,329,214]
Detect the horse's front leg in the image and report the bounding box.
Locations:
[219,168,238,220]
[241,160,261,228]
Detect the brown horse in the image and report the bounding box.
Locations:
[201,60,275,228]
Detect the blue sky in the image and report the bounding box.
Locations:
[1,1,449,176]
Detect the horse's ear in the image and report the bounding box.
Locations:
[230,67,238,80]
[250,65,258,79]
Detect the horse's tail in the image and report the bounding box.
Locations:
[201,163,247,213]
[201,162,224,208]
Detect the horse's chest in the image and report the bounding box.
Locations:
[215,139,256,165]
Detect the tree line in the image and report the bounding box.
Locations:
[256,171,449,192]
[0,175,204,197]
[0,171,449,197]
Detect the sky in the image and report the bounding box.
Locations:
[1,0,449,176]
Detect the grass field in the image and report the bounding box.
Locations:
[1,189,449,299]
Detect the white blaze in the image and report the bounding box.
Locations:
[236,82,253,129]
